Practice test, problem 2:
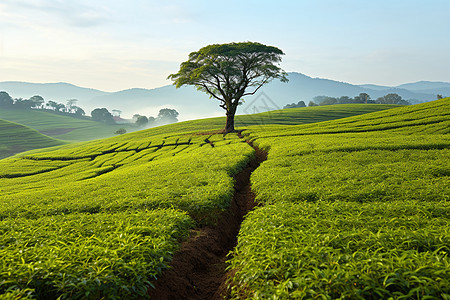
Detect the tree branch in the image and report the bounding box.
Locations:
[241,82,265,96]
[201,84,224,101]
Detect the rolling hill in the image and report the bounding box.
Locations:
[1,73,445,121]
[0,99,448,298]
[395,81,450,96]
[0,104,397,159]
[0,109,139,142]
[0,118,64,159]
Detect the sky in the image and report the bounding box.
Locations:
[1,0,449,92]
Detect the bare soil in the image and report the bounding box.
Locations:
[147,137,267,299]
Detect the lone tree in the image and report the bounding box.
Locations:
[168,42,288,133]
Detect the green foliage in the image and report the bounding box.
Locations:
[0,127,254,298]
[251,147,449,204]
[124,104,397,138]
[0,109,136,142]
[0,288,34,300]
[0,91,14,108]
[156,108,179,125]
[168,41,288,132]
[91,108,115,125]
[114,128,127,134]
[283,100,306,109]
[169,41,287,90]
[135,115,148,127]
[0,210,193,299]
[0,119,64,159]
[307,93,374,106]
[246,98,449,139]
[376,93,408,105]
[230,201,450,299]
[229,98,450,298]
[0,134,253,221]
[2,99,447,298]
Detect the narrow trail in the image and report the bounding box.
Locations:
[148,136,267,300]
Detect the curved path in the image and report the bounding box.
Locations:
[148,137,267,299]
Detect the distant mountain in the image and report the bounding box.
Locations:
[254,73,436,106]
[89,73,441,119]
[396,81,450,91]
[89,85,221,121]
[1,73,446,121]
[393,81,450,97]
[358,84,392,91]
[0,81,107,105]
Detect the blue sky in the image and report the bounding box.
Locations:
[1,0,449,91]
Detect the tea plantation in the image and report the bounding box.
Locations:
[230,98,449,298]
[0,100,448,299]
[0,119,64,160]
[0,131,254,298]
[0,109,137,142]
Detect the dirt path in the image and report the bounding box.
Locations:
[148,137,267,299]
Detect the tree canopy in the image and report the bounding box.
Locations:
[376,93,410,105]
[0,91,13,108]
[157,108,179,125]
[91,108,115,124]
[168,42,287,133]
[135,115,149,127]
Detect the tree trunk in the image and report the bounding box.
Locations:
[225,104,237,133]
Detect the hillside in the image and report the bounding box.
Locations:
[1,73,443,121]
[0,119,64,159]
[127,103,400,137]
[396,81,450,96]
[0,104,396,159]
[229,98,449,298]
[0,109,138,142]
[0,104,397,145]
[0,99,448,299]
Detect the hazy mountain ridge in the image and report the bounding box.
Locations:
[1,73,446,121]
[0,81,107,102]
[396,81,450,91]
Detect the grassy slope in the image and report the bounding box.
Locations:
[0,109,137,141]
[112,104,399,137]
[0,102,432,299]
[0,105,396,158]
[1,104,396,159]
[0,129,254,298]
[229,98,450,298]
[0,119,65,159]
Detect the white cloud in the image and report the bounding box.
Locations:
[1,0,112,28]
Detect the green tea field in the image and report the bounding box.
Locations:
[0,119,64,160]
[0,99,448,299]
[230,98,449,298]
[0,104,396,142]
[0,104,395,159]
[0,109,137,142]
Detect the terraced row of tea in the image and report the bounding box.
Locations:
[229,98,450,298]
[0,131,254,298]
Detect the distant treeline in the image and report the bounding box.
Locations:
[0,90,179,129]
[132,109,179,128]
[92,108,180,127]
[284,93,411,109]
[0,91,87,118]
